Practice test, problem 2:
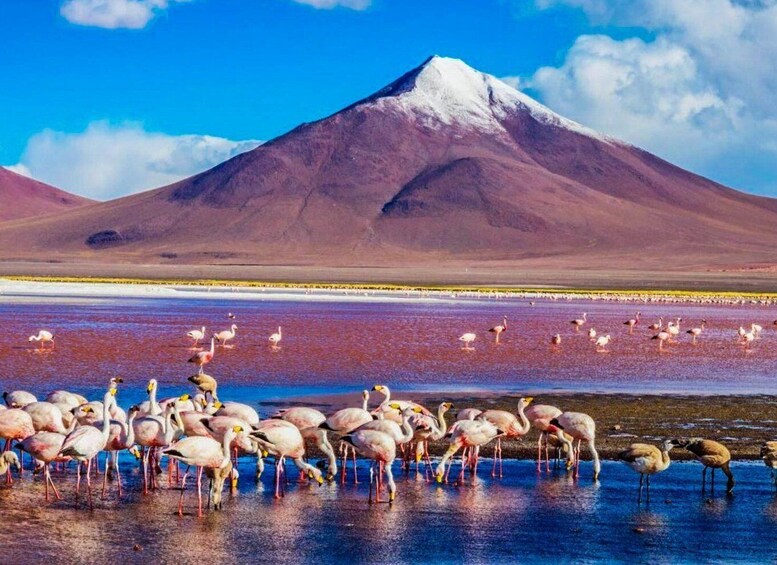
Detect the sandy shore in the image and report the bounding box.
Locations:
[271,391,777,461]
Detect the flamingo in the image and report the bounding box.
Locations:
[188,338,215,374]
[214,324,238,347]
[672,438,734,493]
[100,405,140,498]
[587,328,597,341]
[551,411,600,480]
[551,334,561,347]
[23,401,73,434]
[341,429,398,503]
[525,403,562,472]
[58,389,116,509]
[272,406,338,480]
[215,401,260,427]
[457,408,482,421]
[623,311,641,334]
[752,323,763,336]
[647,317,664,331]
[0,408,35,483]
[742,331,756,349]
[571,313,587,331]
[618,439,674,503]
[320,391,372,483]
[28,330,54,349]
[137,378,162,416]
[652,330,671,351]
[370,385,432,423]
[0,452,21,478]
[132,399,183,493]
[477,397,533,477]
[269,326,282,347]
[459,332,476,349]
[3,390,38,408]
[488,316,507,343]
[227,312,236,320]
[187,326,206,347]
[595,335,611,352]
[188,372,219,401]
[667,318,682,339]
[19,431,68,501]
[761,441,777,490]
[164,425,246,516]
[687,321,706,344]
[408,402,452,471]
[435,419,503,484]
[250,420,324,498]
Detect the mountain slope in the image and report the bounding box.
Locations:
[0,55,776,271]
[0,167,93,221]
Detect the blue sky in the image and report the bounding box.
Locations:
[3,1,777,199]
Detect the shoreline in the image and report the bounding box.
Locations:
[4,276,777,304]
[272,390,777,462]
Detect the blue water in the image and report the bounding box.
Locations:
[1,458,776,563]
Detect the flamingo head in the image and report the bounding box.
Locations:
[109,387,118,397]
[129,446,142,460]
[232,425,245,434]
[307,467,324,486]
[27,335,34,342]
[441,402,453,412]
[178,393,190,403]
[372,385,385,393]
[518,397,534,409]
[661,438,675,453]
[110,377,123,387]
[146,379,158,394]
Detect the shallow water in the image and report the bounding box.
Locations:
[1,291,777,404]
[1,458,776,563]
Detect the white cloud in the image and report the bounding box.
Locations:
[527,0,777,192]
[291,0,371,9]
[60,0,189,29]
[8,122,261,201]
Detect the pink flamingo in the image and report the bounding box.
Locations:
[188,338,215,374]
[623,311,641,334]
[0,408,35,483]
[525,403,563,472]
[488,316,508,343]
[19,431,69,501]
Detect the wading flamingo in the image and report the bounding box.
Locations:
[623,311,641,334]
[341,429,397,503]
[652,330,671,351]
[761,441,777,490]
[272,406,338,480]
[687,321,706,344]
[571,313,587,331]
[551,334,561,347]
[28,330,54,349]
[319,391,372,484]
[250,420,324,498]
[618,439,674,503]
[488,316,507,343]
[19,431,68,501]
[477,397,533,477]
[187,327,206,347]
[165,425,246,516]
[214,324,238,347]
[525,403,562,472]
[269,326,282,347]
[188,372,219,401]
[588,328,597,341]
[370,385,432,423]
[551,411,600,480]
[435,419,503,484]
[673,438,734,493]
[459,332,476,349]
[4,390,37,408]
[58,389,116,509]
[189,338,215,374]
[648,317,664,331]
[0,408,35,483]
[595,335,611,352]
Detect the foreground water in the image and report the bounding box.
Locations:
[1,458,776,563]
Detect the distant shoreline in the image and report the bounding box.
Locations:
[3,275,777,304]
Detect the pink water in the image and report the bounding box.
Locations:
[1,291,776,405]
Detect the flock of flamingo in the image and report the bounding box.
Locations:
[458,311,771,352]
[3,308,776,519]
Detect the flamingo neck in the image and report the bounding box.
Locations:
[101,393,113,440]
[126,412,136,446]
[362,393,369,412]
[398,413,414,443]
[432,406,448,440]
[221,429,236,467]
[517,404,531,435]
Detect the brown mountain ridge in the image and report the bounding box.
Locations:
[1,55,776,272]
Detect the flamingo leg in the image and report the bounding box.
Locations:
[638,474,644,503]
[75,461,82,506]
[47,466,62,501]
[197,466,204,518]
[544,434,551,472]
[178,465,190,516]
[86,458,94,510]
[536,433,543,473]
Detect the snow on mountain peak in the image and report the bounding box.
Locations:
[366,55,611,142]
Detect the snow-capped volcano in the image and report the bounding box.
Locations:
[363,55,608,141]
[1,55,777,273]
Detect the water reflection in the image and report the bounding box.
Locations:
[1,460,776,562]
